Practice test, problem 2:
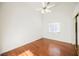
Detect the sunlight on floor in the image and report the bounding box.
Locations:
[18,50,34,56]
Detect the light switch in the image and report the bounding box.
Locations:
[49,23,60,32]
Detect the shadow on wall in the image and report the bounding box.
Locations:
[0,13,1,54]
[0,5,3,52]
[0,25,1,53]
[0,17,3,54]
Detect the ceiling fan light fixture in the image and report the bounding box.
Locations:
[41,9,51,14]
[36,2,55,14]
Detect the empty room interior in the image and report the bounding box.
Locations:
[0,2,79,56]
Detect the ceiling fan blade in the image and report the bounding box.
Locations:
[45,9,51,13]
[42,2,46,7]
[36,8,45,14]
[36,8,42,11]
[47,4,55,9]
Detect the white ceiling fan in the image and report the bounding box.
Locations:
[37,2,55,14]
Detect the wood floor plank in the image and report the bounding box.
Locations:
[1,38,75,56]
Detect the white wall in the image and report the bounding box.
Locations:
[0,3,3,54]
[43,2,77,44]
[0,2,42,54]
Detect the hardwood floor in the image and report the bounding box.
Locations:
[1,38,75,56]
